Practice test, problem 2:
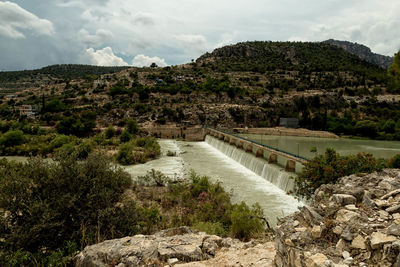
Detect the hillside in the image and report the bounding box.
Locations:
[324,39,394,69]
[0,41,399,141]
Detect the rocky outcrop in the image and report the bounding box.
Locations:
[275,169,400,266]
[74,227,275,267]
[324,39,393,69]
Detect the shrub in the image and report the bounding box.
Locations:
[104,125,115,139]
[126,119,139,135]
[192,221,227,236]
[295,148,386,199]
[119,129,132,143]
[116,142,134,165]
[0,130,26,147]
[0,152,133,265]
[388,154,400,168]
[49,134,70,149]
[137,169,171,186]
[230,202,265,241]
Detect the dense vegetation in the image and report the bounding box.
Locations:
[0,154,266,265]
[0,64,130,83]
[294,149,388,199]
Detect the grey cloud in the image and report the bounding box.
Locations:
[0,1,54,39]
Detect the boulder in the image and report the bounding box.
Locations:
[370,232,396,249]
[336,209,359,223]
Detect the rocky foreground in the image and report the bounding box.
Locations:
[276,169,400,266]
[75,169,400,267]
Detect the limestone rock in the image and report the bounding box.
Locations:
[386,204,400,214]
[336,209,359,223]
[305,253,328,267]
[351,235,366,249]
[370,232,396,249]
[387,223,400,236]
[312,225,322,238]
[332,194,357,206]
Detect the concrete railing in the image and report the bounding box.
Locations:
[204,127,309,173]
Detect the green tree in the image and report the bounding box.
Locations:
[126,119,139,135]
[389,50,400,91]
[0,130,26,147]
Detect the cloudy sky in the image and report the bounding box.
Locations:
[0,0,399,71]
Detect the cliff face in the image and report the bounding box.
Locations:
[324,39,394,69]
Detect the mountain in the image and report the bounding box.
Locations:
[323,39,394,69]
[196,41,386,81]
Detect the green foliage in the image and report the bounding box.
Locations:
[126,118,139,135]
[119,129,132,143]
[388,154,400,168]
[116,137,160,165]
[230,202,265,241]
[192,221,227,236]
[0,130,26,147]
[0,152,133,265]
[104,125,116,139]
[49,134,70,149]
[295,148,386,199]
[388,51,400,92]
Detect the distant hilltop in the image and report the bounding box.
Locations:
[323,39,394,69]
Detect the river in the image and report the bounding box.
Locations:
[124,139,302,226]
[238,134,400,159]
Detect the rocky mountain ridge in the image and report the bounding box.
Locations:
[323,39,394,69]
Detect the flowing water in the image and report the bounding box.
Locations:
[238,134,400,159]
[125,138,302,226]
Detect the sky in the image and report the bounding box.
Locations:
[0,0,399,71]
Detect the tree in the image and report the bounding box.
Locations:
[389,51,400,91]
[150,62,158,68]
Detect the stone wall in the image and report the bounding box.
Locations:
[275,169,400,267]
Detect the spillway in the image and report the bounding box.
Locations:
[205,135,295,192]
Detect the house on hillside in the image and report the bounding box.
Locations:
[279,118,299,128]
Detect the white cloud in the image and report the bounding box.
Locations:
[0,1,54,39]
[78,28,113,47]
[85,47,129,66]
[131,54,167,67]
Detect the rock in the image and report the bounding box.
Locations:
[74,227,250,267]
[362,192,376,208]
[312,225,322,238]
[342,251,350,259]
[168,258,179,264]
[332,194,357,206]
[379,210,390,220]
[393,213,400,220]
[333,226,343,235]
[303,206,324,225]
[341,227,353,241]
[336,239,346,253]
[345,204,358,211]
[375,199,390,208]
[381,189,400,200]
[386,204,400,214]
[295,227,308,232]
[370,232,397,249]
[351,235,366,249]
[293,220,300,227]
[336,209,360,223]
[305,253,328,267]
[343,257,353,265]
[176,242,276,267]
[387,224,400,236]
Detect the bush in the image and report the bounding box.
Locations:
[230,202,265,241]
[104,125,115,139]
[388,154,400,168]
[119,129,132,143]
[0,130,26,147]
[49,134,70,149]
[137,169,171,186]
[295,148,386,199]
[126,119,139,135]
[0,152,133,265]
